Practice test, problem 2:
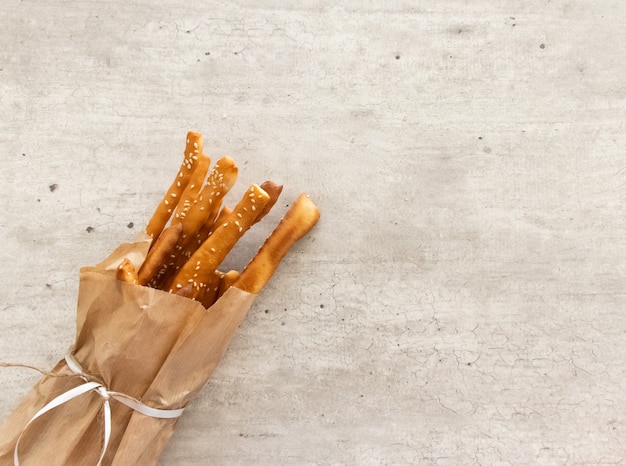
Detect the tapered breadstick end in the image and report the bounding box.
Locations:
[234,193,320,294]
[116,258,139,285]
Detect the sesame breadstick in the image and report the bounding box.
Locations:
[157,203,235,291]
[186,181,279,300]
[116,258,139,285]
[173,205,231,270]
[169,184,271,297]
[171,152,211,225]
[174,156,238,247]
[255,181,283,225]
[233,193,320,294]
[145,131,203,240]
[174,283,194,298]
[217,269,240,299]
[137,223,183,286]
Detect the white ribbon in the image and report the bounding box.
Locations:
[13,353,185,466]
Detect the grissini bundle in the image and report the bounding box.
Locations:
[0,131,320,465]
[120,137,319,307]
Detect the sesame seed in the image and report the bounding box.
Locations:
[239,227,243,232]
[176,284,183,289]
[235,221,240,226]
[210,247,216,252]
[237,213,243,218]
[177,181,181,187]
[248,193,254,197]
[250,187,254,192]
[223,223,228,227]
[193,142,198,149]
[251,205,256,211]
[171,193,177,198]
[164,199,169,205]
[188,278,193,283]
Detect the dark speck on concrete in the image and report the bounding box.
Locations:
[49,183,59,192]
[395,55,400,60]
[540,43,545,49]
[86,226,95,233]
[127,222,134,229]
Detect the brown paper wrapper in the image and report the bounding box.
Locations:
[0,234,257,465]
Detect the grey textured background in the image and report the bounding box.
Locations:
[1,1,625,464]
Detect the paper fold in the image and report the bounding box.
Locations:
[0,235,256,465]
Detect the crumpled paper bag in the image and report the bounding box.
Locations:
[0,233,256,465]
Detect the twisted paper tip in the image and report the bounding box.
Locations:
[13,353,185,466]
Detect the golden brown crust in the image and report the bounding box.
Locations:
[175,156,238,247]
[217,269,240,298]
[145,131,203,240]
[171,153,211,226]
[116,258,139,285]
[233,193,320,294]
[174,283,194,298]
[255,181,283,225]
[138,223,183,286]
[169,184,271,297]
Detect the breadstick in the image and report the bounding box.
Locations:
[217,269,240,298]
[116,258,139,285]
[145,131,203,240]
[174,156,238,245]
[233,193,320,294]
[171,153,211,225]
[137,223,183,286]
[174,283,194,298]
[190,182,278,299]
[169,184,271,296]
[197,270,222,308]
[254,181,283,225]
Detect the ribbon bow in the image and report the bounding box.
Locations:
[14,353,185,466]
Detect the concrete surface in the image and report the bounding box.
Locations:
[1,1,625,464]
